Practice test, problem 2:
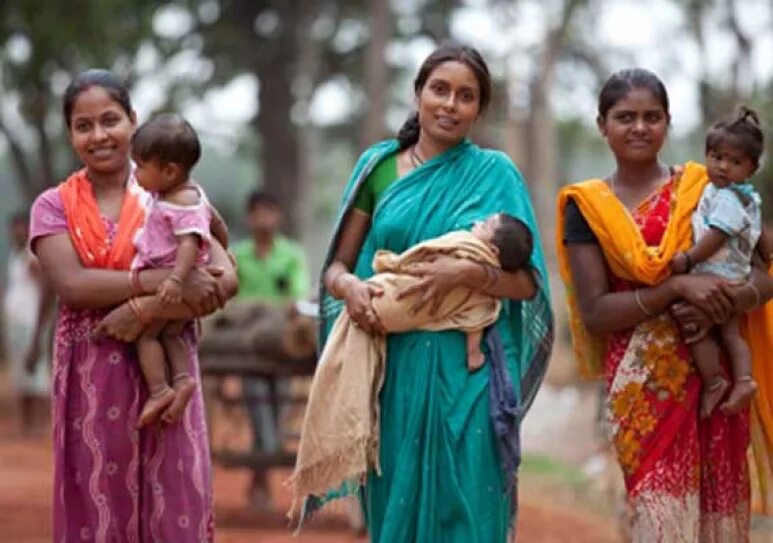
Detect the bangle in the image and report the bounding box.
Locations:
[634,289,654,318]
[166,274,183,285]
[745,281,761,309]
[128,298,152,325]
[682,252,693,272]
[129,268,144,296]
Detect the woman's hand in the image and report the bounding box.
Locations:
[397,255,474,316]
[338,274,385,334]
[93,298,155,342]
[182,266,227,316]
[670,302,713,344]
[672,274,733,324]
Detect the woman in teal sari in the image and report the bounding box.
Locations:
[320,43,553,542]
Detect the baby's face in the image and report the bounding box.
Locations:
[471,214,501,243]
[133,156,180,193]
[705,142,756,187]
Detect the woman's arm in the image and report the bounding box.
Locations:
[323,209,385,333]
[35,233,234,311]
[567,242,734,334]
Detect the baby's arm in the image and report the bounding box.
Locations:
[158,187,205,305]
[671,227,729,274]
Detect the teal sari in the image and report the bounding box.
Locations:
[318,139,553,542]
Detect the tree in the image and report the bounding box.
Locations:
[0,0,163,202]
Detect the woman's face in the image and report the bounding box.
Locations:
[68,86,136,175]
[597,87,669,163]
[416,60,481,147]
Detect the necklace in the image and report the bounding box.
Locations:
[409,145,425,168]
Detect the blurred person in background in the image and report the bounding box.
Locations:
[3,210,53,436]
[232,190,309,509]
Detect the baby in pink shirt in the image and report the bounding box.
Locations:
[131,113,226,428]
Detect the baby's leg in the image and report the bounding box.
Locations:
[136,320,175,428]
[466,330,485,372]
[159,320,196,424]
[719,315,757,414]
[689,334,730,419]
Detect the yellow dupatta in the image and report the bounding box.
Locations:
[555,161,773,515]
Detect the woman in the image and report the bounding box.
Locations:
[557,68,773,541]
[318,43,553,542]
[29,69,237,541]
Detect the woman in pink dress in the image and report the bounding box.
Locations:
[29,69,237,542]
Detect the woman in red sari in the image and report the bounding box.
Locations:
[557,69,773,541]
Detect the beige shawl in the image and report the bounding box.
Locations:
[287,231,501,513]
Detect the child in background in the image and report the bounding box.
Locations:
[670,106,766,418]
[130,113,227,428]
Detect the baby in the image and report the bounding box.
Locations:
[364,212,533,370]
[289,212,534,506]
[130,113,226,428]
[670,106,764,418]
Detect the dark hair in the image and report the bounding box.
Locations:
[131,113,201,174]
[396,42,492,150]
[246,190,281,212]
[597,68,670,122]
[705,105,764,167]
[491,213,533,272]
[63,69,133,128]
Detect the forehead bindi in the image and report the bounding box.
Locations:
[426,61,480,92]
[70,86,127,122]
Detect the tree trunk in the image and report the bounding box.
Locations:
[360,0,392,148]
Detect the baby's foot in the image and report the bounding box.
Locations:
[137,386,175,429]
[161,374,196,424]
[720,377,758,415]
[467,351,486,372]
[700,376,730,419]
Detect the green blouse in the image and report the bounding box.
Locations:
[353,153,398,215]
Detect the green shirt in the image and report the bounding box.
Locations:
[353,153,398,214]
[233,236,310,304]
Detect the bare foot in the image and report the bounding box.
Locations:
[137,387,175,429]
[161,375,196,424]
[467,350,485,372]
[720,378,758,415]
[700,376,730,419]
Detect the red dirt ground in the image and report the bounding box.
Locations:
[0,432,622,543]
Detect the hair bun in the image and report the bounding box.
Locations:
[737,105,761,128]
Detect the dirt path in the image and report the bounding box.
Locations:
[0,431,621,543]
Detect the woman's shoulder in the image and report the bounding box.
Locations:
[31,186,64,216]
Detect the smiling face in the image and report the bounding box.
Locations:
[416,60,481,147]
[68,86,136,176]
[597,86,669,164]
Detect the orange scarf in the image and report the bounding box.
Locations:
[556,161,773,515]
[58,168,146,270]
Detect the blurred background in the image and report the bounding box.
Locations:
[1,0,772,541]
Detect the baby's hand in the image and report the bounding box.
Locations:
[158,276,183,306]
[670,252,689,275]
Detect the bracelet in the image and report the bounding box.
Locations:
[166,274,183,285]
[634,289,654,318]
[128,297,152,325]
[129,268,144,296]
[682,252,693,272]
[745,281,761,309]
